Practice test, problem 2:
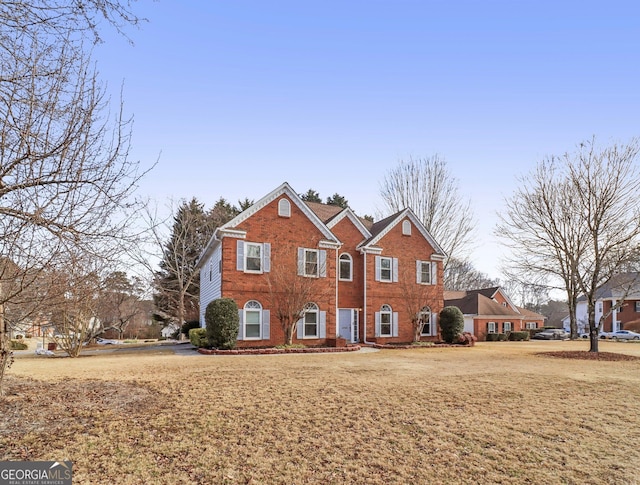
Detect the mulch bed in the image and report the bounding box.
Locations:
[197,345,361,355]
[538,351,640,361]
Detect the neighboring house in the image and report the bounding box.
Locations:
[444,287,545,341]
[196,182,446,347]
[562,273,640,334]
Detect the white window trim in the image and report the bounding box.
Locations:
[244,242,263,274]
[488,322,497,334]
[380,304,393,337]
[525,322,537,329]
[304,249,319,278]
[278,198,291,217]
[244,301,262,340]
[419,307,432,336]
[303,303,319,338]
[503,322,512,332]
[402,220,411,236]
[339,253,353,281]
[380,256,393,283]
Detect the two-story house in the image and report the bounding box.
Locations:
[562,272,640,334]
[196,182,446,347]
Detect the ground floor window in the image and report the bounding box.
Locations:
[503,322,512,332]
[244,300,262,339]
[419,306,432,336]
[525,322,537,329]
[303,303,319,338]
[487,322,497,334]
[380,304,392,336]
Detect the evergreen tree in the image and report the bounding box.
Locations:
[326,193,349,208]
[300,189,322,203]
[154,199,217,327]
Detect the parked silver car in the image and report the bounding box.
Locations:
[607,330,640,341]
[533,329,569,340]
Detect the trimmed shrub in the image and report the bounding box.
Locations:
[439,306,464,344]
[181,320,200,336]
[205,298,239,350]
[508,331,530,341]
[486,333,499,342]
[497,333,508,341]
[10,340,28,350]
[188,328,208,348]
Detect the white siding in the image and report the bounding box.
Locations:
[463,316,474,335]
[199,244,223,327]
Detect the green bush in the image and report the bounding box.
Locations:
[508,331,530,341]
[439,306,464,343]
[497,333,508,341]
[189,327,208,348]
[205,298,239,350]
[10,340,28,350]
[486,333,499,342]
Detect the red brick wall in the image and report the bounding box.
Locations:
[332,217,365,310]
[221,195,337,347]
[364,217,443,343]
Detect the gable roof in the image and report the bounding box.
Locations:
[579,272,640,301]
[357,208,446,258]
[444,287,545,321]
[196,182,340,268]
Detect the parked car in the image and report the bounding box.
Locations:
[580,332,608,339]
[533,329,569,340]
[607,330,640,341]
[96,337,119,345]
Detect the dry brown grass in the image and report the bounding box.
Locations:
[3,340,640,484]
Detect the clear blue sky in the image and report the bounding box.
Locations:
[95,0,640,280]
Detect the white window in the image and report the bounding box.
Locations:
[245,242,262,272]
[635,301,640,313]
[525,322,537,329]
[339,253,352,281]
[402,220,411,236]
[503,322,512,332]
[303,303,319,338]
[488,322,497,334]
[419,306,432,336]
[297,248,326,278]
[278,198,291,217]
[244,301,262,339]
[380,304,392,336]
[237,241,271,274]
[417,261,431,284]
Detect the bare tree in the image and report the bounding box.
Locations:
[0,1,145,393]
[444,258,498,291]
[397,267,437,342]
[98,271,145,339]
[498,138,640,351]
[379,155,474,267]
[265,247,330,345]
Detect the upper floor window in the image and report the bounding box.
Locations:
[278,198,291,217]
[339,253,352,281]
[402,220,411,236]
[237,241,271,274]
[416,261,431,284]
[244,301,262,339]
[375,256,398,283]
[297,248,326,278]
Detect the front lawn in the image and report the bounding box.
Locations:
[2,340,639,484]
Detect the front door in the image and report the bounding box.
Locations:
[338,309,359,343]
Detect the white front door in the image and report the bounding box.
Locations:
[338,309,359,343]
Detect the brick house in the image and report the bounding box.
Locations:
[562,272,640,334]
[196,182,446,347]
[444,287,545,341]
